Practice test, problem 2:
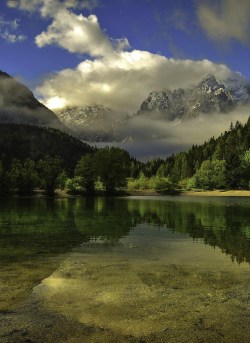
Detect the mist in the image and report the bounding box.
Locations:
[90,105,250,160]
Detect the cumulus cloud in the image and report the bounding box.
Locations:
[0,16,26,43]
[8,0,129,57]
[37,50,232,113]
[197,0,250,44]
[35,11,114,56]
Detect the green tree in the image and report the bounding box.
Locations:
[37,156,62,195]
[57,170,68,190]
[0,160,9,195]
[65,176,85,194]
[194,160,226,190]
[75,154,95,194]
[8,159,39,195]
[154,177,175,193]
[225,152,242,189]
[93,147,130,193]
[241,149,250,188]
[171,152,188,182]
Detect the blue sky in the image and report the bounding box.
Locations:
[0,0,250,112]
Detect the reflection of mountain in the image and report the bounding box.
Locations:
[0,197,249,264]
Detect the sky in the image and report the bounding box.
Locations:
[0,0,250,159]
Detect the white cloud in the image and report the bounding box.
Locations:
[37,50,232,113]
[8,0,129,57]
[0,30,26,43]
[35,10,114,56]
[197,0,250,44]
[7,0,99,14]
[0,16,26,43]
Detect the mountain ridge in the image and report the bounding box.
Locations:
[137,74,250,120]
[0,70,68,131]
[56,74,250,142]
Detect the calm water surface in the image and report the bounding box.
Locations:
[0,196,249,342]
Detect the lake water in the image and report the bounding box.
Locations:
[0,196,249,343]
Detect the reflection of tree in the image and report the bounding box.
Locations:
[125,199,250,264]
[73,197,136,242]
[0,198,83,262]
[0,197,249,264]
[0,198,137,261]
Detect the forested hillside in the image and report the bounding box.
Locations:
[140,116,250,190]
[0,123,94,173]
[0,123,132,195]
[0,117,250,196]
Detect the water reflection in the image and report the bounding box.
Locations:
[0,196,249,264]
[1,196,250,342]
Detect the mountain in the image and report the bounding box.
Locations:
[0,71,66,130]
[137,74,250,120]
[55,74,250,143]
[56,105,127,141]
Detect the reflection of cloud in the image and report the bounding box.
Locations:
[197,0,250,44]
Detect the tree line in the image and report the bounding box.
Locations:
[0,147,132,195]
[136,117,250,190]
[0,117,250,196]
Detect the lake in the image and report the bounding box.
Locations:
[0,196,250,343]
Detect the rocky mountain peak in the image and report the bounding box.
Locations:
[57,104,127,142]
[137,74,250,121]
[198,74,223,93]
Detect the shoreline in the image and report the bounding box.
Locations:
[2,189,250,198]
[125,189,250,197]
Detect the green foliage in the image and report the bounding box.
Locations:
[94,178,105,191]
[0,117,250,195]
[74,154,95,194]
[57,170,68,190]
[194,160,226,190]
[143,158,164,177]
[127,173,152,190]
[154,177,175,192]
[8,159,39,195]
[143,117,250,190]
[37,156,62,195]
[65,176,85,194]
[93,147,130,193]
[170,152,189,182]
[178,177,196,190]
[0,160,9,195]
[0,123,94,175]
[127,175,175,192]
[240,149,250,189]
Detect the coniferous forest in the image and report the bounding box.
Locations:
[0,116,250,196]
